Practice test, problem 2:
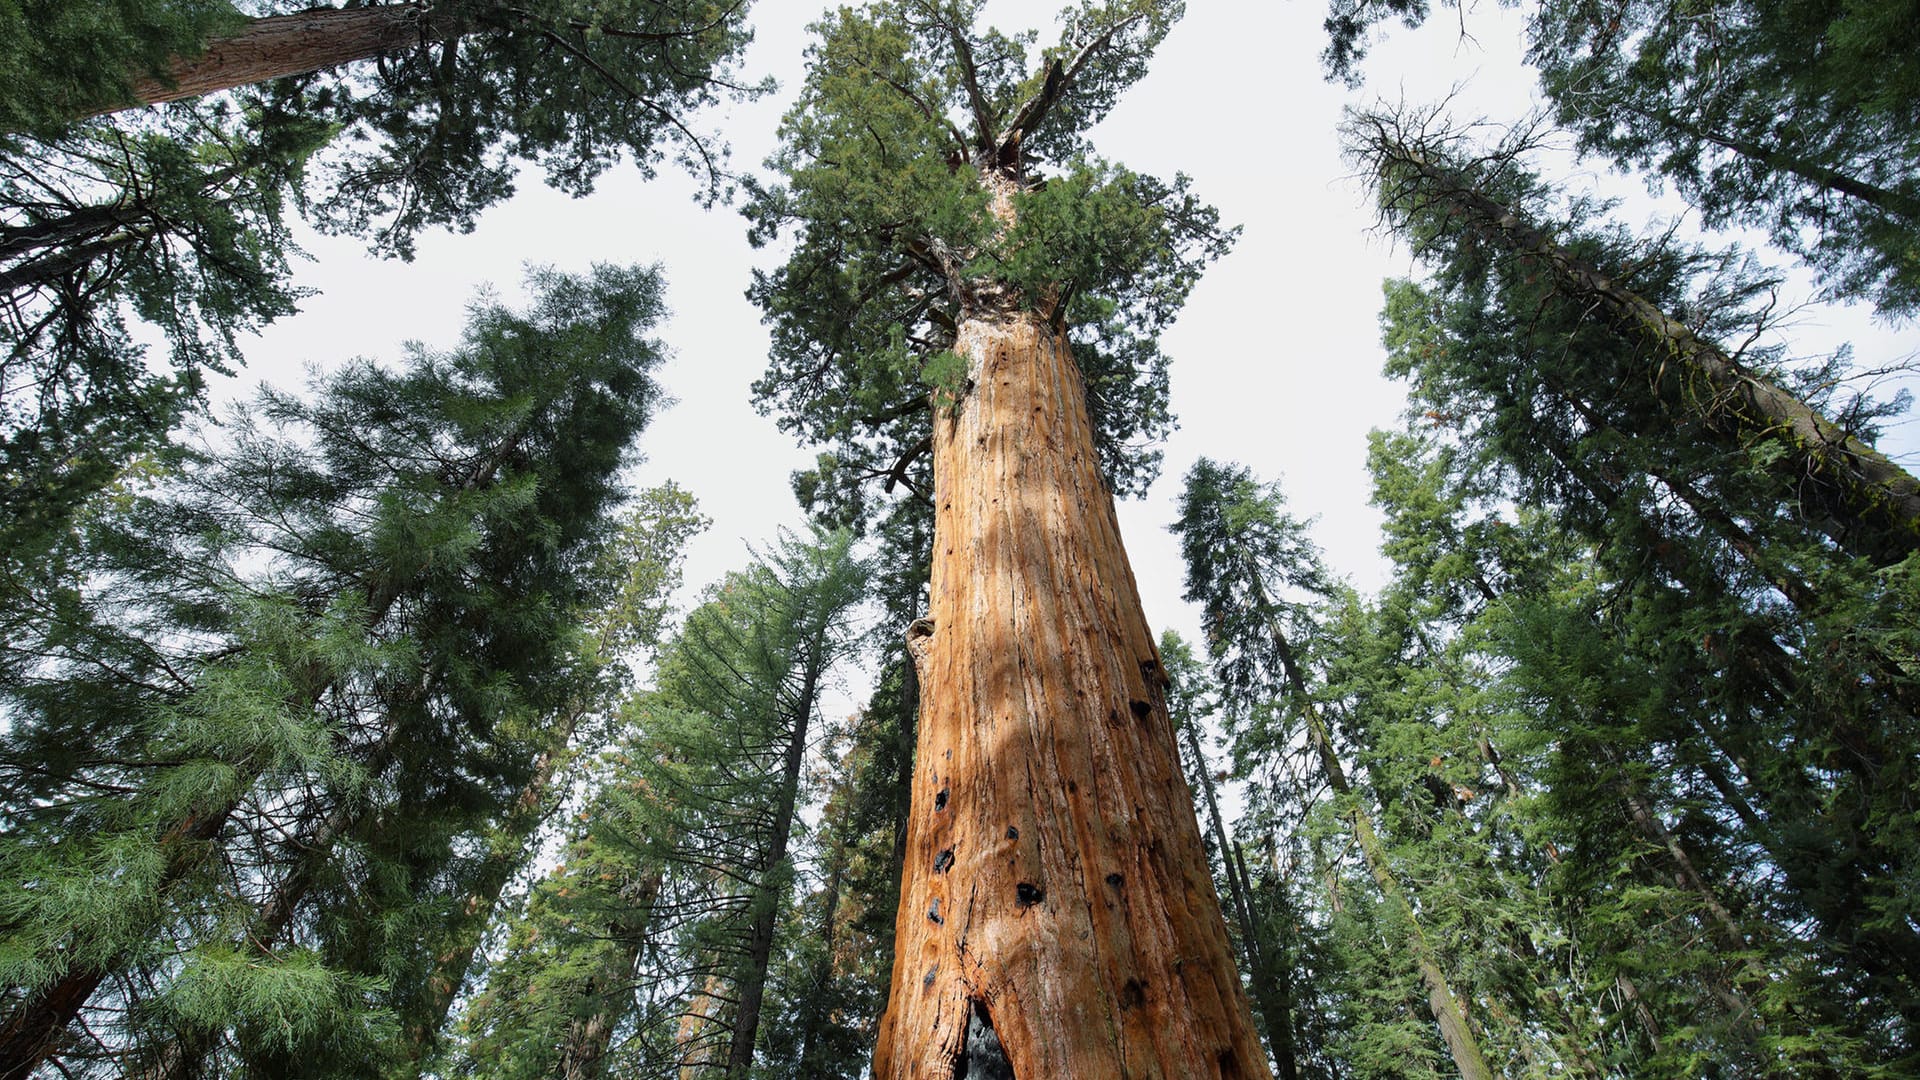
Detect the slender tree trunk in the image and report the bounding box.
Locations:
[0,230,147,293]
[1178,709,1300,1080]
[1238,846,1306,1080]
[872,312,1267,1079]
[1256,609,1494,1080]
[554,869,661,1080]
[91,5,450,117]
[411,727,581,1061]
[0,203,142,263]
[723,652,823,1076]
[1628,104,1920,223]
[794,818,848,1074]
[1373,136,1920,563]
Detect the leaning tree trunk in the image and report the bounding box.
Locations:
[1368,136,1920,564]
[723,649,823,1076]
[1251,597,1494,1080]
[88,5,452,118]
[872,311,1269,1079]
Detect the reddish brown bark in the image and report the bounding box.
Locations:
[99,5,446,115]
[872,313,1268,1079]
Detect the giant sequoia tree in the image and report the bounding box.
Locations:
[746,2,1258,1075]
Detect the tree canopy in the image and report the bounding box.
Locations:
[745,0,1234,517]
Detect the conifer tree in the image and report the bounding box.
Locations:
[1357,123,1920,1065]
[463,527,864,1077]
[1160,631,1305,1080]
[1175,459,1497,1080]
[1346,106,1920,565]
[1319,0,1920,314]
[0,263,669,1079]
[747,3,1256,1072]
[0,0,757,570]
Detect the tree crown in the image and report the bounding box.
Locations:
[746,0,1234,514]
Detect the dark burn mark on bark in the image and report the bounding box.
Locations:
[923,965,939,990]
[1106,872,1125,888]
[1129,698,1152,721]
[1218,1049,1243,1079]
[936,787,950,811]
[1004,825,1018,840]
[928,899,943,925]
[951,999,1014,1079]
[1015,882,1045,907]
[934,847,955,873]
[1121,978,1147,1011]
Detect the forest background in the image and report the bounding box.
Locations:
[3,0,1917,1075]
[238,0,1913,623]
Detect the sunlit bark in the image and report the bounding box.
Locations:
[873,313,1267,1079]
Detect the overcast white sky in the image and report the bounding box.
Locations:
[220,0,1917,666]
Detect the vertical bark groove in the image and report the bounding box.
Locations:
[103,6,445,114]
[872,313,1266,1078]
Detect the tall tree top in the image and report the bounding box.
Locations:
[747,0,1233,516]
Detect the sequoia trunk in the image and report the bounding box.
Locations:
[97,5,450,116]
[872,312,1268,1079]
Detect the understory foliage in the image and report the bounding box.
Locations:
[451,526,873,1078]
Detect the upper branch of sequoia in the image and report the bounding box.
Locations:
[746,0,1235,514]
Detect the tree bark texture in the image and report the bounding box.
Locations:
[102,5,443,114]
[871,313,1268,1079]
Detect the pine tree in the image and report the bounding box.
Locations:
[1362,137,1920,1065]
[1346,106,1920,565]
[0,0,757,571]
[1175,458,1498,1080]
[462,527,864,1077]
[407,483,708,1069]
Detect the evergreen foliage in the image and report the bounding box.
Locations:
[745,0,1235,519]
[1150,91,1920,1077]
[1319,0,1920,315]
[1,0,758,575]
[455,526,865,1077]
[0,263,670,1078]
[4,0,1918,1074]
